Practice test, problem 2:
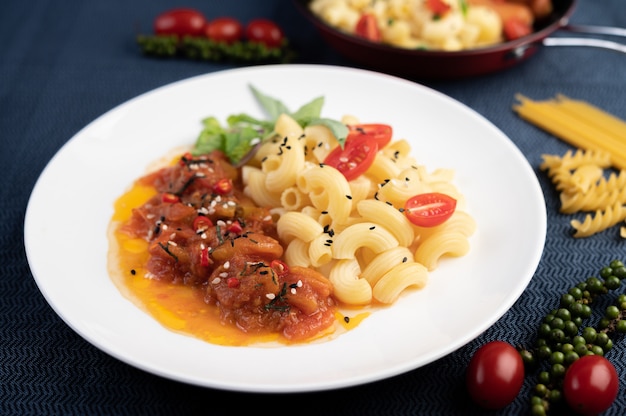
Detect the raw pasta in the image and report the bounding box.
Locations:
[540,149,626,238]
[243,113,475,305]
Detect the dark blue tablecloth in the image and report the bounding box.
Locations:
[2,0,626,414]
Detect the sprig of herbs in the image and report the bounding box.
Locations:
[192,85,349,165]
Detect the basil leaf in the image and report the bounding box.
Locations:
[249,84,290,121]
[291,96,324,121]
[193,117,225,155]
[305,118,349,147]
[223,126,261,164]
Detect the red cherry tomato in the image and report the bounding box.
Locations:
[347,124,392,148]
[205,17,243,44]
[563,355,619,415]
[154,8,207,37]
[323,137,378,181]
[245,19,284,48]
[355,14,381,42]
[466,341,524,410]
[503,17,532,41]
[426,0,452,16]
[404,192,456,227]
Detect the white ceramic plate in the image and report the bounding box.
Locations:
[24,64,546,393]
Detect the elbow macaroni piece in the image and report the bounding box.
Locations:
[242,114,475,305]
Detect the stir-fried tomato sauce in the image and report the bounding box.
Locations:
[113,151,337,344]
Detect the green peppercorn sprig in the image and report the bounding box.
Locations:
[136,34,296,64]
[519,260,626,416]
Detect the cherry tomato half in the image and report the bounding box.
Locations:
[503,17,532,41]
[426,0,452,16]
[205,17,243,44]
[324,137,378,181]
[563,355,619,415]
[154,8,207,37]
[245,18,284,48]
[466,341,524,410]
[347,124,392,148]
[404,192,456,227]
[355,14,381,42]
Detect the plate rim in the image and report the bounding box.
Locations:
[24,64,547,393]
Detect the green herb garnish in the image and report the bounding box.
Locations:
[192,85,348,164]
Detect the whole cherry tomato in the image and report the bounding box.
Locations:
[354,14,381,42]
[404,192,457,228]
[245,18,284,48]
[205,17,243,44]
[323,137,378,181]
[154,8,207,37]
[466,341,524,410]
[563,355,619,415]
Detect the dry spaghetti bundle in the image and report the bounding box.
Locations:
[514,94,626,170]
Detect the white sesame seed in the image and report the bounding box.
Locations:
[228,201,236,206]
[200,243,206,250]
[168,241,177,246]
[211,277,221,284]
[219,272,228,278]
[224,261,230,269]
[170,233,176,239]
[263,215,272,222]
[217,220,226,227]
[266,293,276,300]
[201,233,207,239]
[297,280,303,287]
[146,214,155,219]
[162,224,169,230]
[290,288,297,295]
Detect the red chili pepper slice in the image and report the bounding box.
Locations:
[213,178,233,195]
[226,277,239,288]
[200,247,211,267]
[162,193,180,203]
[227,222,243,234]
[270,259,289,278]
[193,216,213,232]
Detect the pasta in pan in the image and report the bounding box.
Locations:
[243,113,475,305]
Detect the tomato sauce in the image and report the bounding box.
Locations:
[108,150,361,346]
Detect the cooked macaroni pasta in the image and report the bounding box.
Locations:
[242,113,475,305]
[310,0,505,51]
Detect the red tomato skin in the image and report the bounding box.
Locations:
[563,355,619,416]
[404,192,456,227]
[426,0,452,16]
[323,137,378,181]
[205,17,243,44]
[347,124,392,148]
[466,341,524,410]
[154,8,207,37]
[503,17,532,41]
[355,14,381,42]
[245,19,284,48]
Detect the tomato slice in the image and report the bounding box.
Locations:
[503,17,533,41]
[355,14,381,42]
[404,192,456,227]
[347,124,392,148]
[324,137,378,181]
[426,0,451,16]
